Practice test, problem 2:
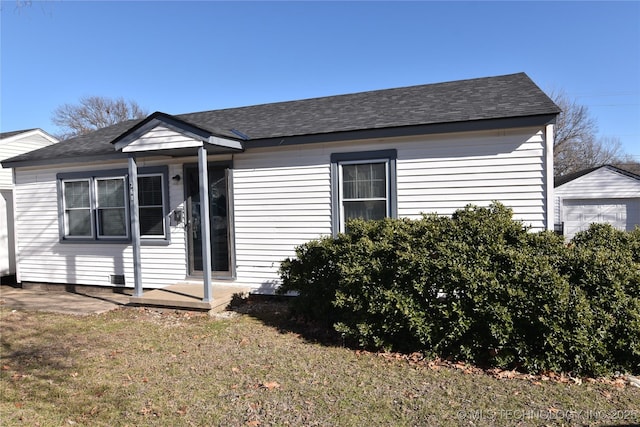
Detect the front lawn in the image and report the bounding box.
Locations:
[1,302,638,426]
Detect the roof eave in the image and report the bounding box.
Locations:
[245,113,559,149]
[1,152,131,169]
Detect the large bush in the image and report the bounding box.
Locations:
[278,203,640,376]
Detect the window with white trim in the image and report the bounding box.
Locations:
[340,161,389,229]
[137,174,165,237]
[58,167,169,242]
[96,177,128,238]
[63,179,92,237]
[331,150,397,234]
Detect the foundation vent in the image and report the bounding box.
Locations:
[110,274,126,285]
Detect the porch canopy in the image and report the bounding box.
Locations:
[111,112,245,302]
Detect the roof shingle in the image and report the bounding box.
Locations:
[3,72,560,166]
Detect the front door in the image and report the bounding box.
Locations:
[185,164,231,276]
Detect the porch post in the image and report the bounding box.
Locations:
[198,145,213,302]
[128,156,143,297]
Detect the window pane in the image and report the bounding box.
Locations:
[343,163,386,199]
[140,207,164,236]
[97,179,125,207]
[67,209,92,236]
[64,181,90,208]
[344,200,386,222]
[138,175,163,206]
[98,208,126,236]
[138,175,164,237]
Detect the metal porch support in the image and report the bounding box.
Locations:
[128,156,143,297]
[198,146,213,302]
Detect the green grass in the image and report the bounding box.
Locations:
[1,301,639,426]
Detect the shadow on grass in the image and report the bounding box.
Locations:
[1,312,78,388]
[228,294,344,348]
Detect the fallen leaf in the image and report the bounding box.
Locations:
[2,365,10,370]
[14,402,23,408]
[261,381,280,390]
[613,378,626,388]
[231,367,240,373]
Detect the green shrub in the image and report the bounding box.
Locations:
[278,203,640,376]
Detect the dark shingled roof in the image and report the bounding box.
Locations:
[3,73,560,166]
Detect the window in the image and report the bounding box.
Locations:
[138,174,165,237]
[63,180,92,237]
[96,177,127,238]
[58,167,168,242]
[331,150,397,235]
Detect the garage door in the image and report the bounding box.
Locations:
[562,198,640,240]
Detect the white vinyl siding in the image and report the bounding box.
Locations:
[121,126,202,152]
[13,162,187,288]
[11,126,551,292]
[396,129,548,229]
[0,131,58,189]
[1,131,58,276]
[232,147,332,288]
[232,127,549,291]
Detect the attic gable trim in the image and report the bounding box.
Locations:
[112,112,244,152]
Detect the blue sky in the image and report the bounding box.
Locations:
[1,1,639,158]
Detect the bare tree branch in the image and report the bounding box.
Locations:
[52,96,148,140]
[551,90,631,176]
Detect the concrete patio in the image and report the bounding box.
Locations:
[129,283,250,312]
[1,282,251,315]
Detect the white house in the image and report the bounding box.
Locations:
[0,129,58,280]
[2,73,559,300]
[554,165,640,240]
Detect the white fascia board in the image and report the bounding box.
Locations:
[122,138,203,153]
[208,135,244,151]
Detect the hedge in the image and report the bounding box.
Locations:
[278,203,640,376]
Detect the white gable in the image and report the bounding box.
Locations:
[556,167,640,199]
[121,125,203,153]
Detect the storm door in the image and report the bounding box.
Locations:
[185,164,231,276]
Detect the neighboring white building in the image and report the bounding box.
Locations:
[0,129,58,279]
[554,165,640,240]
[2,73,559,296]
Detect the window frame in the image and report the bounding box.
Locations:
[95,175,129,240]
[57,166,170,244]
[330,149,397,236]
[61,178,94,239]
[137,172,168,240]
